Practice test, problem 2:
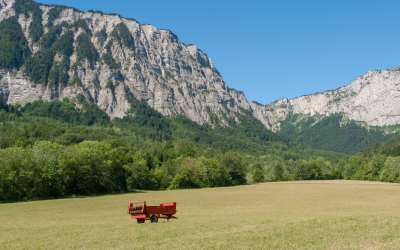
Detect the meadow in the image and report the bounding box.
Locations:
[1,180,400,249]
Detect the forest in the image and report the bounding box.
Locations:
[1,0,400,203]
[1,95,400,202]
[279,113,397,154]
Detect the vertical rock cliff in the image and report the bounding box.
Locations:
[1,0,400,132]
[0,0,252,125]
[251,69,400,131]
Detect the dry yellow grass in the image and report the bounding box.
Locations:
[1,180,400,249]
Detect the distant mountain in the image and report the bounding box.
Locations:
[251,69,400,152]
[0,0,399,154]
[251,69,400,131]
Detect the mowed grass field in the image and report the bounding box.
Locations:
[1,181,400,249]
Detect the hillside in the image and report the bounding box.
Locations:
[0,0,399,155]
[252,69,400,131]
[1,0,400,202]
[0,0,251,126]
[278,113,397,154]
[2,89,400,202]
[0,94,349,202]
[251,69,400,152]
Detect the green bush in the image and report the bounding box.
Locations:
[252,168,264,183]
[125,159,157,191]
[273,163,284,181]
[294,162,324,180]
[198,156,230,187]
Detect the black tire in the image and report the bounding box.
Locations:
[150,214,158,223]
[137,219,145,224]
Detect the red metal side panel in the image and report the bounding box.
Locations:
[144,202,176,214]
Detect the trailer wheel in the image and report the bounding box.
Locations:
[137,219,145,224]
[150,214,158,223]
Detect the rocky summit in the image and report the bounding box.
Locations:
[0,0,400,131]
[0,0,251,125]
[251,69,400,131]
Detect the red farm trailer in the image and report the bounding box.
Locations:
[127,201,177,223]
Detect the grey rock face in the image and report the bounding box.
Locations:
[252,69,400,131]
[0,71,10,99]
[0,3,251,123]
[1,2,400,132]
[0,0,15,21]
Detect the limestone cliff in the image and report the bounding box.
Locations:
[251,69,400,131]
[1,0,400,132]
[0,0,251,125]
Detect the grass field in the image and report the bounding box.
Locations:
[1,180,400,249]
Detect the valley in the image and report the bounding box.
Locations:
[0,0,399,155]
[1,181,400,249]
[0,0,400,202]
[1,1,400,248]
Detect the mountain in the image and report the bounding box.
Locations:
[251,69,400,153]
[0,0,253,126]
[0,85,348,202]
[0,0,399,155]
[3,0,400,202]
[252,69,400,131]
[0,0,344,160]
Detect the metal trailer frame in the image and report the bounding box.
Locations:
[127,201,177,223]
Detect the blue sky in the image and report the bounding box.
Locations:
[37,0,400,105]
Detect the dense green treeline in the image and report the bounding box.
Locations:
[0,139,249,201]
[0,96,348,202]
[20,97,111,127]
[279,113,396,154]
[2,94,400,203]
[0,96,250,201]
[115,94,339,160]
[256,135,400,183]
[1,95,336,159]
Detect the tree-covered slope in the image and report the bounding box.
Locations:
[278,113,398,154]
[0,95,349,201]
[0,0,398,158]
[4,94,400,203]
[1,94,323,157]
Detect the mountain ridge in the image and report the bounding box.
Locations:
[0,0,400,147]
[0,0,252,127]
[251,68,400,131]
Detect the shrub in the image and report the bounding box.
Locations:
[252,168,264,183]
[273,163,284,181]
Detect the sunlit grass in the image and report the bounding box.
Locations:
[1,180,400,249]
